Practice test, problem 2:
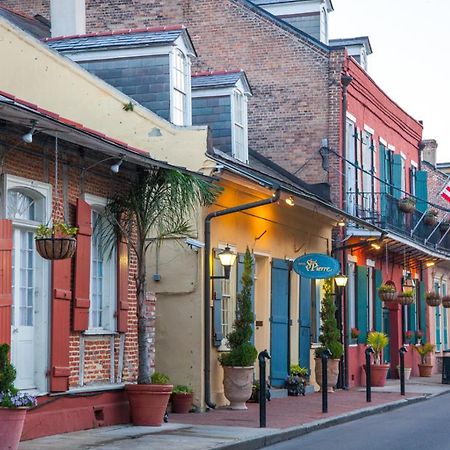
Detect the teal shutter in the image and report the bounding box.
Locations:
[374,269,383,331]
[435,281,441,351]
[379,144,387,216]
[419,281,427,343]
[356,265,368,343]
[213,257,223,347]
[299,277,311,371]
[392,154,403,199]
[408,301,417,335]
[444,284,448,350]
[415,170,428,213]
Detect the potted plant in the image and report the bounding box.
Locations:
[398,196,416,213]
[397,290,415,306]
[378,283,397,302]
[424,209,439,226]
[442,296,450,308]
[171,385,194,414]
[413,343,435,377]
[0,344,37,450]
[366,331,390,387]
[404,330,415,344]
[285,364,308,396]
[426,291,441,307]
[439,219,450,233]
[102,168,217,425]
[34,222,78,260]
[249,380,271,403]
[416,330,424,344]
[350,327,360,344]
[314,279,343,392]
[219,247,257,410]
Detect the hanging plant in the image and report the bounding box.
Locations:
[398,197,416,213]
[442,296,450,308]
[378,283,397,302]
[425,291,441,307]
[424,209,439,226]
[35,222,78,260]
[397,290,415,306]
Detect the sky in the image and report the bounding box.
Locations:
[329,0,449,162]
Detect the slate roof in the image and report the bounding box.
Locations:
[329,36,372,54]
[0,6,50,39]
[192,71,252,94]
[45,26,189,52]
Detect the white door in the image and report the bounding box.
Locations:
[11,228,38,389]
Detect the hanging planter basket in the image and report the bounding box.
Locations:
[379,291,398,303]
[424,214,438,227]
[425,292,441,307]
[35,237,77,260]
[397,293,415,306]
[442,296,450,308]
[398,198,416,214]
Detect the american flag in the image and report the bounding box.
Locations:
[441,181,450,203]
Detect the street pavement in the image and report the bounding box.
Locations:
[265,391,450,450]
[19,375,450,450]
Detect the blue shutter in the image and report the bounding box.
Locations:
[415,170,428,213]
[435,281,441,351]
[379,144,388,217]
[374,269,383,331]
[299,277,311,371]
[419,281,427,343]
[356,265,368,343]
[444,284,448,350]
[392,154,403,199]
[213,256,223,347]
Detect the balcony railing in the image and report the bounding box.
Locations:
[346,191,450,253]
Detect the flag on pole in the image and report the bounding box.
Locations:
[441,181,450,203]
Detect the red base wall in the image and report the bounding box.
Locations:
[22,390,129,441]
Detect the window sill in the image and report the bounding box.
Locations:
[83,329,118,336]
[51,383,125,396]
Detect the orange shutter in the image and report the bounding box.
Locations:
[0,220,12,346]
[117,239,129,333]
[50,258,72,392]
[73,199,92,331]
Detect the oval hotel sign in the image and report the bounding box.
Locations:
[293,253,340,279]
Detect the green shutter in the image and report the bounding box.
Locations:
[374,269,383,331]
[379,144,388,216]
[392,154,403,199]
[415,170,428,213]
[356,265,368,343]
[408,301,416,335]
[419,281,427,343]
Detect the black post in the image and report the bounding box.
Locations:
[365,346,374,402]
[322,348,331,413]
[258,350,271,428]
[335,286,345,389]
[399,346,407,396]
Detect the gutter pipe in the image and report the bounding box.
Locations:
[203,187,281,409]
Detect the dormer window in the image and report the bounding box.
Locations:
[172,48,190,126]
[232,90,248,163]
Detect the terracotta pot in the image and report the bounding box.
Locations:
[0,407,27,450]
[35,237,76,260]
[223,366,254,410]
[171,393,193,414]
[314,358,340,392]
[418,363,433,377]
[364,364,390,387]
[126,384,173,426]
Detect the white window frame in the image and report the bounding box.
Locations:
[84,194,117,334]
[231,88,249,163]
[170,48,192,126]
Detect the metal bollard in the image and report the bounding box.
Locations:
[258,349,271,428]
[365,346,374,402]
[321,348,332,413]
[399,346,407,396]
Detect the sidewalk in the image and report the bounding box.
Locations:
[19,376,450,450]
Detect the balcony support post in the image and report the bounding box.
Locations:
[410,210,427,237]
[425,213,450,244]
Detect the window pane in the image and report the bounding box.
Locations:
[7,191,36,221]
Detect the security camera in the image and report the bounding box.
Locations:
[185,237,205,249]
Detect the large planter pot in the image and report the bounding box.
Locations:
[171,393,193,414]
[223,366,254,410]
[314,358,340,392]
[0,407,27,450]
[396,366,412,381]
[364,364,390,387]
[126,383,173,426]
[35,237,76,260]
[418,363,433,377]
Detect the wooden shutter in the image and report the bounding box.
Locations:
[299,277,311,371]
[73,199,92,331]
[117,238,129,333]
[415,170,428,213]
[374,269,383,332]
[0,220,12,346]
[379,143,388,218]
[356,265,368,343]
[419,281,427,342]
[212,256,223,347]
[50,258,72,392]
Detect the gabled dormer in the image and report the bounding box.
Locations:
[46,26,196,126]
[191,70,252,163]
[329,36,372,71]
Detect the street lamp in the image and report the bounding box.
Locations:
[334,271,348,390]
[334,272,348,291]
[211,246,237,280]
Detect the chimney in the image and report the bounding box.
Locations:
[50,0,86,37]
[421,139,438,167]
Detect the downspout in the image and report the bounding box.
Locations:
[203,186,281,409]
[340,72,353,389]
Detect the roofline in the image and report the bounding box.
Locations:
[192,69,243,77]
[191,70,253,95]
[329,36,372,54]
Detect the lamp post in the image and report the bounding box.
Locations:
[210,246,237,280]
[334,272,348,389]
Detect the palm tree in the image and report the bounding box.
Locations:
[104,167,218,383]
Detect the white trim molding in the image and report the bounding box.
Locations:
[364,124,374,135]
[346,111,357,123]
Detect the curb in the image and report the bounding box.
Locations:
[216,395,429,450]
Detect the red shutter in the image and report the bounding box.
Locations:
[50,258,72,392]
[0,220,12,346]
[73,199,92,331]
[117,239,129,333]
